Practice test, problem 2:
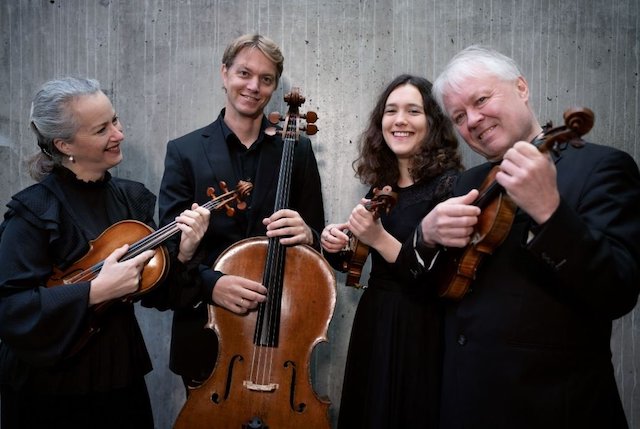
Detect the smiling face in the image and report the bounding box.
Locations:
[442,72,539,161]
[221,46,278,122]
[382,83,429,162]
[55,91,124,181]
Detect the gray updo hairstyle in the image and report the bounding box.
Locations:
[27,77,101,181]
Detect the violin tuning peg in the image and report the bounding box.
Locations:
[304,111,318,123]
[265,126,278,136]
[304,124,318,135]
[268,112,282,124]
[206,187,218,199]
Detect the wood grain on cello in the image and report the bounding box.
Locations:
[173,88,336,429]
[437,107,594,300]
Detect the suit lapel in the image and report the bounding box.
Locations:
[200,120,239,196]
[200,115,284,232]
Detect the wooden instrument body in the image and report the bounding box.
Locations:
[437,107,594,300]
[173,237,336,429]
[44,181,250,356]
[47,219,169,298]
[437,182,517,299]
[46,220,169,355]
[341,186,397,288]
[342,237,370,288]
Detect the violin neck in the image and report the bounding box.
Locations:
[124,188,237,261]
[474,180,503,210]
[123,222,180,261]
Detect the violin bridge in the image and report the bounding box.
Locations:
[243,380,279,392]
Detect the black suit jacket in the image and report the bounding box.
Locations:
[399,142,640,428]
[145,111,325,381]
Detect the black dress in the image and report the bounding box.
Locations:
[336,171,456,429]
[0,167,156,429]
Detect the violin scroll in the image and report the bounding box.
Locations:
[535,107,594,154]
[364,185,397,218]
[206,180,253,217]
[564,107,594,136]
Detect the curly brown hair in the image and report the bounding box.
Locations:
[353,74,463,187]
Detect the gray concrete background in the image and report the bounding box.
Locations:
[1,1,638,428]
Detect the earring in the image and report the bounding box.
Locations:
[69,155,75,163]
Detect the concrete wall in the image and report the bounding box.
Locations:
[1,1,638,428]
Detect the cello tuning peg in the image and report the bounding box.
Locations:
[303,111,318,123]
[265,126,278,137]
[303,124,318,135]
[268,111,282,124]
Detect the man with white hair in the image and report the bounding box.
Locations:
[399,45,640,428]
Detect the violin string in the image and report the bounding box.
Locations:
[62,187,249,285]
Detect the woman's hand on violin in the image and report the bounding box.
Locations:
[321,223,350,253]
[496,141,560,225]
[176,203,211,263]
[89,245,156,306]
[348,200,401,263]
[420,190,481,248]
[348,199,384,247]
[212,275,267,314]
[263,209,313,246]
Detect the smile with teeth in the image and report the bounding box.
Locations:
[393,131,412,137]
[478,125,496,141]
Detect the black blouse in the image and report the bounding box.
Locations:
[0,167,155,394]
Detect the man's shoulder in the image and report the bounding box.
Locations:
[560,141,636,168]
[291,133,314,153]
[170,119,221,145]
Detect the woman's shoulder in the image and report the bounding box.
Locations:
[109,177,157,218]
[110,176,154,197]
[9,180,60,215]
[1,180,63,235]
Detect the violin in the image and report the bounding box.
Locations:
[438,107,594,300]
[340,186,397,288]
[173,89,335,429]
[48,180,252,356]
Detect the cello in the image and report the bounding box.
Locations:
[48,180,252,356]
[173,88,336,429]
[437,107,594,300]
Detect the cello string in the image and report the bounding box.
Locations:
[265,118,297,383]
[253,114,297,386]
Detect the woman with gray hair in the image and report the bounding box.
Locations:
[0,77,209,428]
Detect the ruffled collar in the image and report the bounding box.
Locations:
[53,165,112,189]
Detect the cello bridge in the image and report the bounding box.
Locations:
[243,380,279,392]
